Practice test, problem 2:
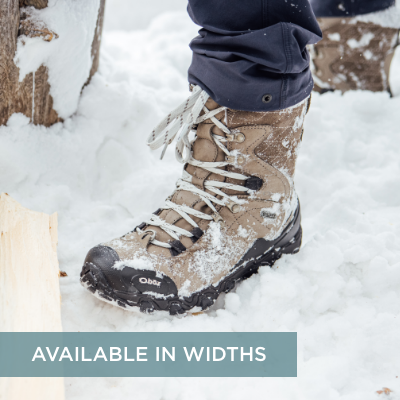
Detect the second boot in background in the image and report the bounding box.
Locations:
[311,17,399,94]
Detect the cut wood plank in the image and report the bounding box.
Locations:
[0,193,62,332]
[0,193,64,400]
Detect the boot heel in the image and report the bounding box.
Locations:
[281,226,302,255]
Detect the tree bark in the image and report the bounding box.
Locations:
[87,0,106,85]
[19,0,48,8]
[0,0,105,127]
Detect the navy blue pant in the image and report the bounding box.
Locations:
[187,0,395,112]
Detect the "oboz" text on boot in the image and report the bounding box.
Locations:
[139,277,161,287]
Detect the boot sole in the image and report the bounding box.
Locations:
[80,206,302,316]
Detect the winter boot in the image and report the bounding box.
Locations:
[80,86,309,315]
[311,18,399,94]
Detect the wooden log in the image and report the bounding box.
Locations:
[0,193,64,400]
[19,0,48,8]
[0,0,106,127]
[87,0,106,85]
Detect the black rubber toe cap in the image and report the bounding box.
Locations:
[81,245,178,298]
[81,245,132,293]
[84,245,120,273]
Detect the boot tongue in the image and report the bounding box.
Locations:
[144,98,229,252]
[205,97,219,110]
[185,97,226,190]
[201,98,226,124]
[163,99,227,218]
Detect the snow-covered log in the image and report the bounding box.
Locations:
[0,0,106,127]
[0,193,64,400]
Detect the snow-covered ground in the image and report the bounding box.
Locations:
[2,1,400,399]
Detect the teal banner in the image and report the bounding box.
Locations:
[0,332,296,377]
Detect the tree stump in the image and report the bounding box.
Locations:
[0,193,64,400]
[0,0,106,127]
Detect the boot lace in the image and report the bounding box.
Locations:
[137,85,252,249]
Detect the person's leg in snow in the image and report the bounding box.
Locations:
[80,0,322,315]
[309,0,400,94]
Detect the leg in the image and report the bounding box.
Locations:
[81,0,319,314]
[310,0,400,93]
[187,0,322,111]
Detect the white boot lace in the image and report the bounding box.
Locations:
[138,85,252,249]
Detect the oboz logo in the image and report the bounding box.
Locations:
[260,210,276,219]
[139,277,161,287]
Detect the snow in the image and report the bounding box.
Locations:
[353,3,400,28]
[328,33,341,41]
[347,32,375,49]
[2,1,400,399]
[112,258,155,272]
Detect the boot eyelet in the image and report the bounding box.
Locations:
[237,156,245,165]
[225,155,245,165]
[235,133,245,143]
[226,132,245,143]
[227,201,240,214]
[142,229,156,240]
[212,213,224,225]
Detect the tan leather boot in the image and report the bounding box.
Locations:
[81,87,309,315]
[311,18,399,94]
